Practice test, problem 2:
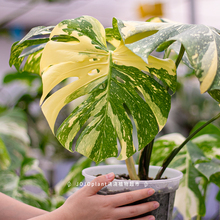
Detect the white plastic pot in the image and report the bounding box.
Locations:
[82,165,183,220]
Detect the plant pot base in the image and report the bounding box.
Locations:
[98,188,175,220]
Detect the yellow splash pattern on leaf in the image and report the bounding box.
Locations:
[39,16,174,161]
[200,41,218,93]
[40,19,109,133]
[112,41,174,130]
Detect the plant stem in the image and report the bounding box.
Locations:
[155,112,220,179]
[125,157,139,180]
[138,139,154,180]
[175,44,185,68]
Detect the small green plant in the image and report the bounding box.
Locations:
[0,108,92,211]
[151,121,220,219]
[9,15,220,218]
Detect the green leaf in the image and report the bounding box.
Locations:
[15,190,51,211]
[9,39,48,72]
[9,26,77,75]
[0,108,29,170]
[56,63,171,162]
[190,121,220,139]
[175,158,206,219]
[36,16,173,163]
[19,158,49,195]
[186,161,206,217]
[9,16,176,163]
[0,109,30,145]
[216,189,220,201]
[105,18,121,49]
[115,18,220,97]
[210,171,220,188]
[0,134,26,170]
[154,133,213,218]
[3,71,40,86]
[192,134,220,160]
[195,160,220,180]
[186,134,220,182]
[55,157,92,195]
[186,141,210,164]
[0,157,51,211]
[208,89,220,103]
[114,18,177,92]
[151,133,186,168]
[0,170,19,196]
[0,137,10,170]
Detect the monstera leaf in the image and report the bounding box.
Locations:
[9,16,176,163]
[9,16,220,162]
[39,16,177,162]
[9,26,54,74]
[115,18,220,102]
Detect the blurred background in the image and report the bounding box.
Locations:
[0,0,220,219]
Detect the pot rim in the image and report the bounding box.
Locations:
[82,164,183,184]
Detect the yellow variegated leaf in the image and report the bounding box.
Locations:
[115,18,220,99]
[112,40,175,130]
[10,16,176,162]
[39,16,174,162]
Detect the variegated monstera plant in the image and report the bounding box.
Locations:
[10,16,220,180]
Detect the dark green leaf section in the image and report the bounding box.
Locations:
[112,64,170,149]
[147,67,176,92]
[76,109,118,162]
[105,17,121,47]
[23,50,43,74]
[56,78,108,152]
[209,89,220,103]
[57,64,171,163]
[210,172,220,188]
[51,35,79,42]
[168,41,193,69]
[156,40,175,52]
[9,39,48,71]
